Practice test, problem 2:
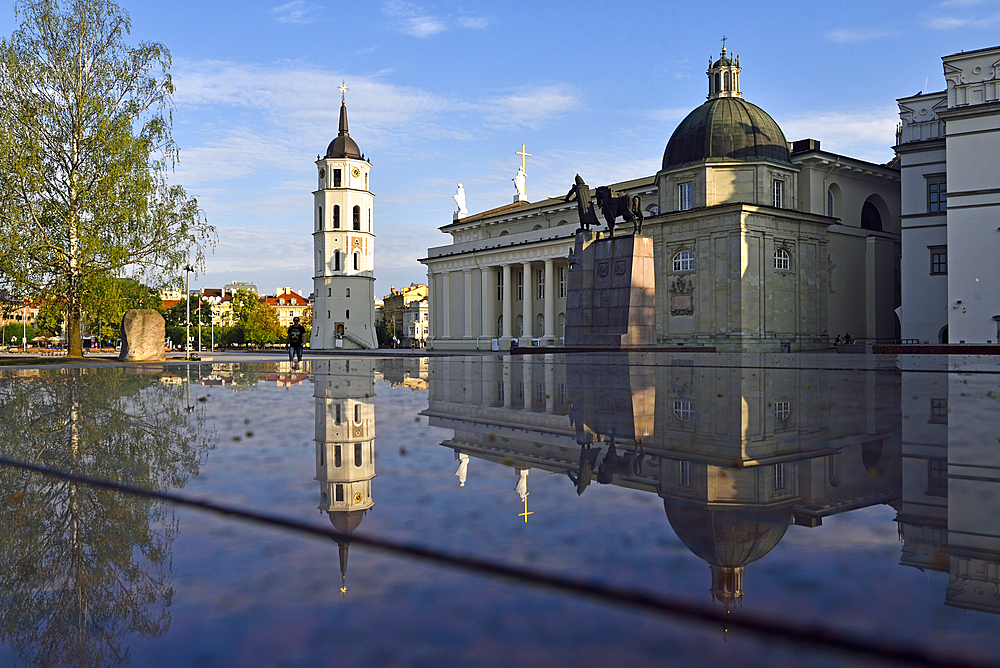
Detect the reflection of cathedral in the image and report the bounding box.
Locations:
[313,358,376,593]
[422,354,903,605]
[898,361,1000,614]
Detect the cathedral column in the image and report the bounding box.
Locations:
[481,267,493,340]
[503,358,512,409]
[426,270,435,343]
[544,353,555,413]
[522,261,533,340]
[522,359,533,411]
[544,259,555,342]
[441,271,450,339]
[463,268,473,339]
[502,264,513,341]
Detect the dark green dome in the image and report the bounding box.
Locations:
[662,97,791,171]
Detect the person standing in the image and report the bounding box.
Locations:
[287,316,307,365]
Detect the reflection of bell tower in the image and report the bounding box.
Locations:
[314,358,376,593]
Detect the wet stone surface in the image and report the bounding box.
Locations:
[1,353,999,667]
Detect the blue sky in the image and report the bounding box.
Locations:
[4,0,1000,296]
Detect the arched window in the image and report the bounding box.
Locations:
[354,403,361,424]
[354,443,362,467]
[318,206,323,230]
[861,201,882,231]
[333,205,340,229]
[334,250,340,272]
[353,252,360,271]
[827,190,835,217]
[714,72,720,92]
[346,309,350,319]
[353,205,361,230]
[673,250,695,272]
[346,288,350,297]
[723,71,730,91]
[774,248,790,270]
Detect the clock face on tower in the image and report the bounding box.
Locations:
[352,167,361,178]
[319,168,325,178]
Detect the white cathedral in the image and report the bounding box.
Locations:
[311,93,378,350]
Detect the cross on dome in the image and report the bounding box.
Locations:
[339,81,349,103]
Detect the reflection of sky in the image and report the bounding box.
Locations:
[3,359,1000,666]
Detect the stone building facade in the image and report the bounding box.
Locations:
[421,48,900,352]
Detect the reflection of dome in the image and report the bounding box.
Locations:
[662,98,791,171]
[664,497,792,567]
[326,102,362,159]
[328,509,367,534]
[665,497,793,607]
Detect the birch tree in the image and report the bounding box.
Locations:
[0,0,213,358]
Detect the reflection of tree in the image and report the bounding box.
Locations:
[0,368,214,667]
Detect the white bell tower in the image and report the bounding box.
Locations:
[312,85,377,350]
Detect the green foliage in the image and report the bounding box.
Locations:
[229,289,261,325]
[165,295,211,328]
[375,317,390,346]
[245,304,283,348]
[34,302,63,335]
[83,276,162,341]
[1,322,33,346]
[223,324,245,347]
[0,0,214,359]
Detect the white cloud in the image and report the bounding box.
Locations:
[777,106,899,164]
[825,27,896,43]
[382,1,446,37]
[926,11,1000,28]
[271,1,324,24]
[457,16,489,29]
[481,85,581,128]
[649,107,690,122]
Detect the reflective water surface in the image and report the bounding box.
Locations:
[1,353,999,667]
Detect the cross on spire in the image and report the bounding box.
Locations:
[721,35,727,52]
[339,81,349,103]
[515,143,531,173]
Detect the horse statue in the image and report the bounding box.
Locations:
[595,186,644,236]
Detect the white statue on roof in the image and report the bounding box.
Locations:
[452,183,468,219]
[513,166,526,203]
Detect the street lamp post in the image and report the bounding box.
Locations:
[183,264,193,360]
[197,296,201,354]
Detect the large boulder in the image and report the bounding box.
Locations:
[119,309,166,362]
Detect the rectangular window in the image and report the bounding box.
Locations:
[335,484,344,502]
[928,459,947,495]
[558,266,567,298]
[679,460,693,487]
[773,180,784,208]
[517,271,523,301]
[497,269,504,301]
[929,398,948,424]
[354,443,362,467]
[678,182,693,211]
[334,444,342,467]
[929,246,947,275]
[537,269,544,299]
[333,169,342,188]
[774,462,786,490]
[928,178,947,213]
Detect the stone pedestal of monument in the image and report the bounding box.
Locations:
[119,309,166,362]
[564,231,655,347]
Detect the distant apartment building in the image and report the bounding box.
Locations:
[266,291,311,328]
[381,284,429,347]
